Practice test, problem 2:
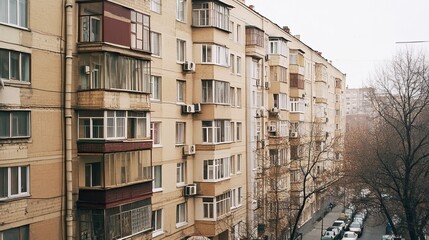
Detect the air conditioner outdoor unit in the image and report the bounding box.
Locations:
[182,104,195,114]
[183,144,196,155]
[81,65,91,75]
[182,61,195,72]
[264,82,271,90]
[255,109,263,118]
[194,103,202,113]
[290,132,298,138]
[184,184,197,196]
[268,125,277,132]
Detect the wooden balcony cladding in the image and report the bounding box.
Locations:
[77,90,150,110]
[77,181,152,208]
[77,140,152,153]
[290,74,305,89]
[196,143,232,152]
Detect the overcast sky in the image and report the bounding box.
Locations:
[245,0,429,88]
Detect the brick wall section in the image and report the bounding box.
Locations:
[0,197,62,230]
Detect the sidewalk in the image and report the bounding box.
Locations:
[301,205,343,240]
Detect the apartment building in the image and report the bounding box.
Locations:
[0,0,345,240]
[0,0,65,239]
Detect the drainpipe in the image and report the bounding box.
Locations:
[65,0,74,239]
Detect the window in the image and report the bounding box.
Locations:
[150,76,161,101]
[152,209,163,236]
[78,111,150,140]
[153,165,162,190]
[231,187,242,208]
[0,225,29,240]
[290,98,305,113]
[236,122,242,141]
[230,155,236,175]
[0,166,29,200]
[78,53,151,92]
[274,93,289,110]
[151,122,161,145]
[85,162,101,187]
[203,157,230,181]
[151,32,161,57]
[216,191,231,217]
[230,54,235,73]
[176,80,186,103]
[0,111,30,139]
[176,162,186,185]
[192,2,230,31]
[270,65,288,83]
[236,56,242,75]
[150,0,161,13]
[104,150,151,186]
[237,154,242,173]
[176,0,186,22]
[230,87,235,107]
[176,39,186,62]
[202,80,230,104]
[236,24,241,43]
[203,198,214,219]
[236,88,242,107]
[251,59,260,85]
[230,122,235,142]
[0,49,30,82]
[229,21,234,39]
[79,2,102,42]
[176,122,185,145]
[202,120,231,143]
[0,0,27,28]
[246,26,264,47]
[269,37,288,56]
[200,44,230,66]
[176,203,187,226]
[131,11,150,52]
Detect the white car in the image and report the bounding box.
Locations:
[342,231,358,240]
[349,221,363,236]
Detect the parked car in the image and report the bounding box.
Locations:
[322,226,341,240]
[342,231,358,240]
[353,216,364,225]
[349,221,363,237]
[333,220,346,233]
[338,216,352,230]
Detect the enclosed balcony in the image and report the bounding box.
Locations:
[77,150,152,208]
[77,1,151,55]
[77,110,152,153]
[245,26,265,58]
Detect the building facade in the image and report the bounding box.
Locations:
[0,0,345,239]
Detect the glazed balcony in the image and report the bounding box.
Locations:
[77,1,151,56]
[245,26,265,59]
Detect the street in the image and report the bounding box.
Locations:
[302,206,386,240]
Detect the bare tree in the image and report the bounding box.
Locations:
[288,121,342,240]
[346,50,429,240]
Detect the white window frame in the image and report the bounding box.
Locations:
[131,11,150,52]
[200,44,230,67]
[0,49,30,82]
[176,162,186,186]
[150,75,161,101]
[230,87,236,107]
[0,111,31,139]
[150,0,161,13]
[269,38,288,56]
[152,165,162,191]
[0,0,28,28]
[176,80,186,103]
[236,88,242,107]
[201,80,230,104]
[236,56,242,75]
[203,198,215,219]
[84,162,102,187]
[290,98,305,113]
[202,120,231,143]
[152,209,163,237]
[150,32,161,57]
[203,157,231,181]
[176,0,186,22]
[151,122,161,146]
[216,191,231,217]
[274,93,289,110]
[175,122,185,145]
[237,154,242,173]
[236,122,242,141]
[176,39,186,62]
[176,203,187,227]
[0,166,30,200]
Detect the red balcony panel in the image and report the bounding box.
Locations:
[78,181,152,208]
[77,140,152,153]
